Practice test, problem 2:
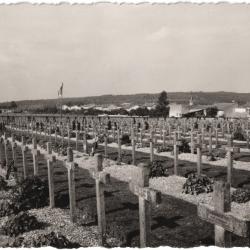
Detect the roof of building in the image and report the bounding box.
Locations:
[213,102,238,110]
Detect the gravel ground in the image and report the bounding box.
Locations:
[0,206,99,247]
[24,207,99,246]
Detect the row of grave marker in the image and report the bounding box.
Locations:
[0,129,162,247]
[6,122,242,187]
[1,123,250,247]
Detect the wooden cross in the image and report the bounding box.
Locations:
[60,125,64,146]
[10,135,18,181]
[153,128,158,145]
[75,131,79,151]
[225,134,233,148]
[20,136,28,179]
[139,128,143,144]
[54,129,57,143]
[224,145,240,185]
[162,129,166,148]
[190,130,195,154]
[246,130,250,149]
[46,142,56,208]
[183,119,187,134]
[117,128,122,164]
[226,122,230,134]
[63,147,77,223]
[173,139,182,176]
[3,136,10,168]
[0,138,5,170]
[92,153,110,246]
[149,130,154,162]
[195,134,202,175]
[67,124,71,147]
[48,125,52,142]
[129,163,161,247]
[131,127,136,165]
[112,126,116,142]
[168,125,172,139]
[221,122,225,138]
[215,128,219,148]
[208,127,213,154]
[31,137,40,176]
[103,127,108,158]
[82,131,88,154]
[201,125,205,145]
[176,126,182,140]
[198,181,250,247]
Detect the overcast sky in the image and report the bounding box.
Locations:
[1,4,250,102]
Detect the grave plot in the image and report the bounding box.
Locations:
[1,123,250,247]
[7,123,250,190]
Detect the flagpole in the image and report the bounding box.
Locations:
[60,86,63,123]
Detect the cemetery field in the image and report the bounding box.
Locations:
[1,115,250,247]
[0,140,249,248]
[97,145,250,189]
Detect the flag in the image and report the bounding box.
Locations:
[58,82,63,97]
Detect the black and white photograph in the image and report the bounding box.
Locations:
[1,3,250,248]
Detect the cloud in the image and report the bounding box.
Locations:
[146,26,168,42]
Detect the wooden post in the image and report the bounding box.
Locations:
[214,181,232,247]
[201,126,205,145]
[65,147,76,223]
[0,138,5,169]
[11,141,18,181]
[162,129,166,148]
[215,128,219,148]
[47,142,55,208]
[168,126,172,139]
[61,125,64,146]
[67,125,71,147]
[131,129,136,165]
[190,131,194,154]
[129,163,161,247]
[75,131,79,151]
[104,130,108,158]
[177,126,181,140]
[246,130,250,149]
[209,128,213,154]
[136,128,139,143]
[139,128,143,144]
[117,129,121,164]
[225,145,239,185]
[21,140,28,179]
[196,134,202,176]
[154,129,158,145]
[174,140,181,176]
[112,126,116,142]
[83,132,88,154]
[32,137,40,176]
[221,123,225,138]
[226,134,233,148]
[4,138,9,168]
[198,181,239,248]
[55,130,57,143]
[150,130,154,163]
[93,154,110,246]
[48,126,52,142]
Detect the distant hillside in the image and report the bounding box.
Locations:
[1,91,250,111]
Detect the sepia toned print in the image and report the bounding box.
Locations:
[1,3,250,248]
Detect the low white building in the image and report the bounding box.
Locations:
[169,103,189,117]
